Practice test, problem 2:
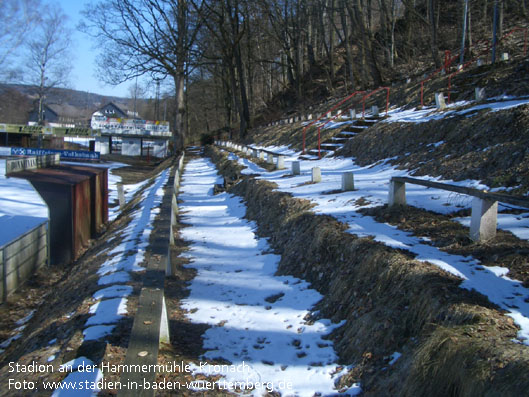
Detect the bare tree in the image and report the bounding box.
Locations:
[0,0,41,80]
[81,0,203,151]
[26,4,73,124]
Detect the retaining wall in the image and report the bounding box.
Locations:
[0,221,48,303]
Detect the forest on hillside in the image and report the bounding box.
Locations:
[167,0,527,142]
[2,1,527,144]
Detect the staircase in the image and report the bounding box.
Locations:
[300,116,381,160]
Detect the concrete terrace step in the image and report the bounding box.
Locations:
[330,137,349,143]
[301,116,382,159]
[355,119,380,127]
[320,143,344,149]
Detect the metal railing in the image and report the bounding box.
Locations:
[302,87,390,156]
[420,26,529,107]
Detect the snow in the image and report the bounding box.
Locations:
[52,357,103,397]
[388,352,401,366]
[64,137,91,148]
[178,157,361,396]
[383,97,529,124]
[0,161,48,247]
[225,138,529,345]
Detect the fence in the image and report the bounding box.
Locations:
[420,26,529,107]
[301,87,390,154]
[168,153,185,273]
[0,221,49,303]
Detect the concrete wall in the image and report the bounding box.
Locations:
[152,141,168,158]
[122,138,142,156]
[0,222,48,303]
[95,137,110,155]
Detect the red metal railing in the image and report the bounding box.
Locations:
[361,87,390,118]
[315,91,365,158]
[419,51,458,107]
[304,87,390,158]
[446,27,528,104]
[302,90,366,154]
[420,26,528,107]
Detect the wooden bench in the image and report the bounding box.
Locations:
[388,176,529,242]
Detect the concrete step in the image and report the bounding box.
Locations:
[299,154,319,161]
[320,143,343,149]
[338,131,358,137]
[355,119,379,127]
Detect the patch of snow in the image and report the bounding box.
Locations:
[227,141,529,346]
[388,352,401,365]
[179,157,356,396]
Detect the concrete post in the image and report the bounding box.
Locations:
[171,195,178,219]
[117,183,125,208]
[292,161,301,175]
[308,114,313,120]
[475,87,486,101]
[276,155,285,170]
[267,153,274,164]
[159,296,170,343]
[435,93,447,110]
[252,149,259,158]
[477,58,484,67]
[501,53,509,61]
[349,109,356,119]
[470,198,498,241]
[312,167,322,183]
[173,169,180,191]
[259,151,265,160]
[388,180,406,206]
[371,106,379,117]
[170,210,175,246]
[342,172,355,191]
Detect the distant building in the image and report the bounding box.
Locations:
[91,102,170,137]
[97,102,131,119]
[28,103,94,128]
[28,104,60,126]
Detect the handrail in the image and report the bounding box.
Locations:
[361,87,390,118]
[392,176,529,208]
[302,90,366,154]
[309,87,390,158]
[446,26,529,104]
[315,91,365,158]
[420,26,528,107]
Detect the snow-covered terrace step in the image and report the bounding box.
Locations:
[321,143,344,148]
[308,150,334,157]
[338,131,359,136]
[298,154,320,160]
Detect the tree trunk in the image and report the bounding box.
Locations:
[173,70,185,152]
[428,0,442,68]
[340,0,355,90]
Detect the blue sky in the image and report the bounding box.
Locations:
[58,0,132,98]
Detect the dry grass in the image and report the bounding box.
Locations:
[206,145,529,396]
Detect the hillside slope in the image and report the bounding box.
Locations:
[247,57,529,195]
